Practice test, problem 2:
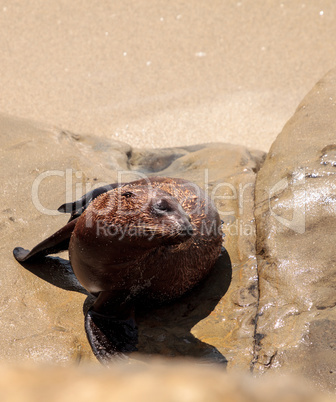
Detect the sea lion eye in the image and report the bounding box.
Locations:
[122,192,133,198]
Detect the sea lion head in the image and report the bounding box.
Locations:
[82,184,194,248]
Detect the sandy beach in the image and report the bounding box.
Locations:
[1,0,336,151]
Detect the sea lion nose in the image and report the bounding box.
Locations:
[153,199,172,214]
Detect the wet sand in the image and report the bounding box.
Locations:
[1,0,336,151]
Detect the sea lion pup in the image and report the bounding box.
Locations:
[13,177,223,364]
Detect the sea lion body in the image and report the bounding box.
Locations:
[70,177,222,303]
[13,176,223,363]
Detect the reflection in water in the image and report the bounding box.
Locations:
[18,248,231,364]
[136,248,231,364]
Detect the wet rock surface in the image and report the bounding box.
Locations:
[254,68,336,391]
[134,144,264,369]
[0,115,123,365]
[1,67,336,393]
[1,113,264,369]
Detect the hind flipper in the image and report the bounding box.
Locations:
[13,217,78,262]
[85,310,138,365]
[58,182,123,221]
[13,247,31,261]
[84,290,138,365]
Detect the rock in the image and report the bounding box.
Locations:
[0,114,128,365]
[1,113,265,368]
[2,65,336,392]
[135,144,265,370]
[254,68,336,391]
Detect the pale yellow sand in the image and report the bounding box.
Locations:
[1,0,336,151]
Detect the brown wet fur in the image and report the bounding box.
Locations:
[69,177,222,308]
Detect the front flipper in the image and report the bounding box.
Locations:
[84,290,138,365]
[13,217,78,262]
[58,182,123,222]
[85,310,138,365]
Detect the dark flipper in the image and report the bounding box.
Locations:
[84,290,138,364]
[13,217,78,262]
[58,182,123,222]
[85,310,138,365]
[14,182,123,261]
